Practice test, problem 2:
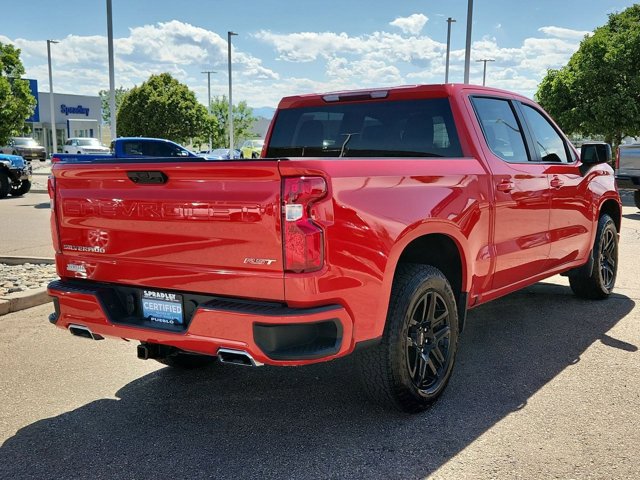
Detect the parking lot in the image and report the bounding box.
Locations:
[0,193,638,479]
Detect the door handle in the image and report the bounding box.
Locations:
[497,180,514,192]
[550,177,564,189]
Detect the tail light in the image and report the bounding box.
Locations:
[615,147,620,171]
[51,155,61,163]
[282,176,327,272]
[47,175,62,253]
[47,175,55,200]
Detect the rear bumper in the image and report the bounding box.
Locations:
[616,175,640,190]
[47,280,354,366]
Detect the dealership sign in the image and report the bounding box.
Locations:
[61,104,90,116]
[25,79,40,122]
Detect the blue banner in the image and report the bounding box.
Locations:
[25,79,39,123]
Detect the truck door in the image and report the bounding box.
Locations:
[517,102,592,269]
[470,96,551,291]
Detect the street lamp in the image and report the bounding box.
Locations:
[227,31,238,150]
[202,70,217,149]
[445,17,456,83]
[47,39,59,156]
[463,0,474,84]
[476,59,495,86]
[106,0,116,139]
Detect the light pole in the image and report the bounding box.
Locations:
[463,0,474,84]
[476,59,495,86]
[202,70,217,150]
[47,39,59,156]
[106,0,116,139]
[445,17,456,83]
[227,31,237,150]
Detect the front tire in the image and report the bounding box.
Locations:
[9,179,31,197]
[634,191,640,210]
[356,264,459,412]
[569,214,618,299]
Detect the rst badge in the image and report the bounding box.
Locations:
[244,258,277,266]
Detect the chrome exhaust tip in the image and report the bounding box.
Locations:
[217,348,262,367]
[68,324,104,341]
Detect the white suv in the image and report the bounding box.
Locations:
[63,138,110,155]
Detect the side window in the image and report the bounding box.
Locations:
[123,142,144,156]
[521,104,569,163]
[471,97,529,162]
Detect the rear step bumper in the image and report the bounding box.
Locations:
[47,280,353,366]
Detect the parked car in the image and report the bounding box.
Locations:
[0,154,32,198]
[240,139,264,158]
[52,137,198,163]
[63,138,110,155]
[1,137,46,162]
[616,144,640,209]
[47,84,620,413]
[203,148,241,160]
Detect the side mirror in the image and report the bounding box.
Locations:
[581,142,612,165]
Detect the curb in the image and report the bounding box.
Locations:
[0,287,51,316]
[30,189,48,194]
[0,256,55,265]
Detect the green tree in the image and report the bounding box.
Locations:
[207,96,257,148]
[117,73,208,144]
[99,86,128,125]
[536,5,640,148]
[0,42,36,145]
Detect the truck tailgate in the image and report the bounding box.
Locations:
[52,160,284,301]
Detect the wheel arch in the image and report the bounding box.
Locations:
[380,225,471,335]
[599,197,621,231]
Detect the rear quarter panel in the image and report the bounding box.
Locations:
[279,158,492,343]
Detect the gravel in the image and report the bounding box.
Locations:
[0,263,58,296]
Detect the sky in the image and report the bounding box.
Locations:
[1,0,636,112]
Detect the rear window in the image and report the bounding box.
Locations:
[266,98,463,158]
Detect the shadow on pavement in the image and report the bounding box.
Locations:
[16,201,50,209]
[0,283,635,479]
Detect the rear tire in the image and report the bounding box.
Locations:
[9,179,31,197]
[156,353,217,369]
[0,172,10,199]
[634,190,640,210]
[356,264,459,413]
[569,214,618,299]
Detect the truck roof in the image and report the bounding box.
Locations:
[277,83,533,109]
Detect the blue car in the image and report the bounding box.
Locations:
[0,154,32,198]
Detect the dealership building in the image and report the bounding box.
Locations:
[25,79,103,155]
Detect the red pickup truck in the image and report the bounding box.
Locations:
[47,84,621,412]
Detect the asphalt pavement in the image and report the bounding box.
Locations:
[0,200,639,478]
[0,190,54,258]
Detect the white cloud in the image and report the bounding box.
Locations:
[538,26,591,40]
[389,13,429,36]
[0,16,592,108]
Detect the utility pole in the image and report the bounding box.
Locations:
[477,59,495,86]
[445,17,456,83]
[106,0,116,139]
[47,39,59,156]
[227,31,238,150]
[202,70,217,150]
[463,0,474,84]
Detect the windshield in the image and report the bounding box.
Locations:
[13,138,38,147]
[211,149,229,155]
[266,98,462,158]
[77,138,102,147]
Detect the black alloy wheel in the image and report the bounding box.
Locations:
[356,264,459,412]
[406,290,453,395]
[598,226,617,291]
[569,214,618,299]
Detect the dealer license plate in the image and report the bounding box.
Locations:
[141,290,184,325]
